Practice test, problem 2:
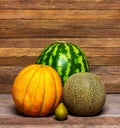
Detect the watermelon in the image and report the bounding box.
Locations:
[36,41,89,85]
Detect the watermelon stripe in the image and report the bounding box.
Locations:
[72,44,85,71]
[57,44,67,82]
[62,43,71,82]
[68,44,81,74]
[73,43,89,72]
[56,44,66,77]
[42,44,56,64]
[47,55,52,66]
[52,43,60,57]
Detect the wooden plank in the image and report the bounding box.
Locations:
[90,66,120,75]
[100,75,120,93]
[0,48,42,57]
[0,19,119,38]
[88,56,120,66]
[0,28,120,38]
[0,10,119,20]
[0,125,119,128]
[0,0,120,10]
[0,84,11,94]
[1,20,120,29]
[0,57,36,66]
[0,38,120,48]
[0,47,119,57]
[0,94,119,127]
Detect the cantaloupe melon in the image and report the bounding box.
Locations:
[63,73,106,116]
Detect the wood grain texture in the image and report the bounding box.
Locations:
[0,38,120,48]
[0,28,120,38]
[0,10,120,20]
[0,94,120,127]
[1,20,120,29]
[0,19,120,38]
[0,47,119,57]
[0,0,120,10]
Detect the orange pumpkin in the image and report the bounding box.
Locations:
[12,64,62,116]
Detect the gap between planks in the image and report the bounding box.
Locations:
[0,0,120,10]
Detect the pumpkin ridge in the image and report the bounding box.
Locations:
[46,66,62,114]
[46,66,57,115]
[39,66,59,116]
[39,66,46,116]
[22,65,40,116]
[39,66,56,116]
[29,65,42,116]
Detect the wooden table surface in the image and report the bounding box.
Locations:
[0,94,120,128]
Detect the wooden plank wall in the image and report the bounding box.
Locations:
[0,0,120,94]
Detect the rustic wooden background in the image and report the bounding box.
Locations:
[0,0,120,94]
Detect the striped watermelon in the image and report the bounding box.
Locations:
[36,41,89,85]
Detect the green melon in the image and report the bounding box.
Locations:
[63,72,106,116]
[36,41,89,85]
